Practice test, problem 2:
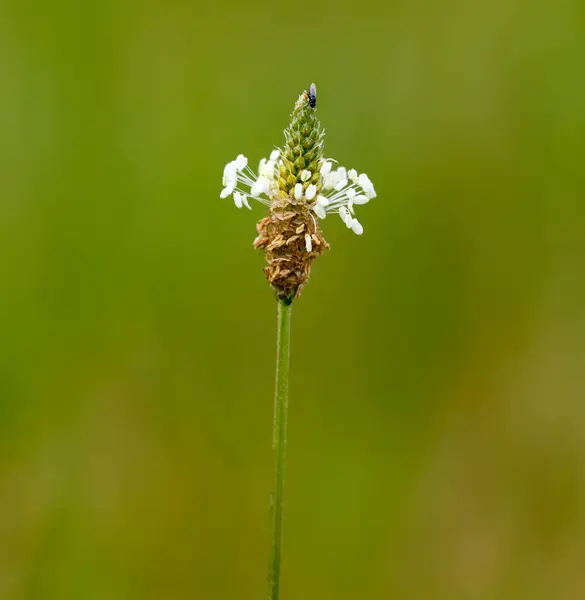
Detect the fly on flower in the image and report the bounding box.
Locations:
[220,83,377,303]
[307,83,317,108]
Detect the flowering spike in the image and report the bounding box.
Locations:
[220,84,377,302]
[278,88,325,199]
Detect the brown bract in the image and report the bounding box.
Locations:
[254,195,329,303]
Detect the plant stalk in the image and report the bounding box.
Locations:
[268,299,292,600]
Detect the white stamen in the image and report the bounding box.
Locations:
[323,171,340,190]
[220,145,375,238]
[223,163,237,188]
[220,185,234,199]
[313,203,326,219]
[339,206,350,225]
[259,160,275,177]
[351,218,364,235]
[223,161,236,184]
[235,154,248,171]
[358,173,376,198]
[251,176,269,196]
[227,173,238,189]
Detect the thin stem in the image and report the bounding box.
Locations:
[268,299,292,600]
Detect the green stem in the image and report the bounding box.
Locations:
[268,299,292,600]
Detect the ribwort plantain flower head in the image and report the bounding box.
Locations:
[220,84,377,303]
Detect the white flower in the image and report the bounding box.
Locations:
[220,152,376,237]
[221,155,254,199]
[311,163,377,235]
[220,153,279,208]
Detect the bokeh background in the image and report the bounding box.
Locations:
[1,0,584,598]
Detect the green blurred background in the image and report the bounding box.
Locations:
[1,0,584,598]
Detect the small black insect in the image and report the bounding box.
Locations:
[308,83,317,108]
